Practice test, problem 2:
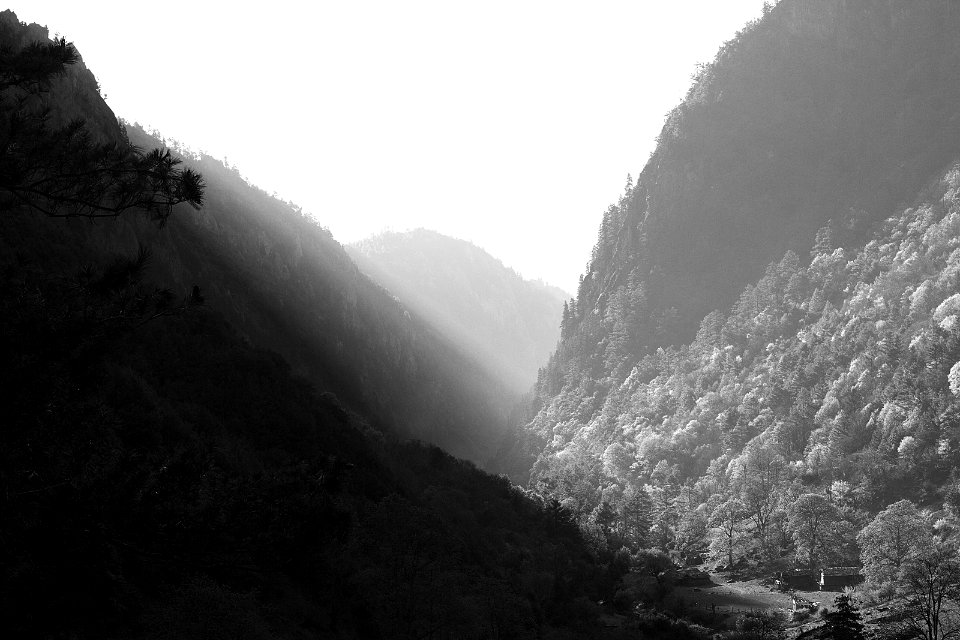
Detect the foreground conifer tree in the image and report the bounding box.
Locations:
[823,594,865,640]
[0,37,204,221]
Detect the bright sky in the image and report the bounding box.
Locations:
[18,1,766,292]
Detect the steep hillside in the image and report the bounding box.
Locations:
[503,0,960,479]
[573,0,960,359]
[522,159,960,574]
[502,0,960,591]
[122,125,513,464]
[348,229,568,392]
[0,14,633,639]
[0,8,514,465]
[0,260,617,639]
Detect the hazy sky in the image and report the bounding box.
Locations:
[19,1,767,292]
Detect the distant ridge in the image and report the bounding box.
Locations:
[348,228,569,392]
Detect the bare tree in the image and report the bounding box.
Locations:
[899,543,960,640]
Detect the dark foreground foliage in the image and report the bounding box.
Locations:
[0,259,616,639]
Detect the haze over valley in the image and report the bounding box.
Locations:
[348,229,569,392]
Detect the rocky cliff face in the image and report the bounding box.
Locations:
[0,10,121,140]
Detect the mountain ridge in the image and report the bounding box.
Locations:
[347,228,569,392]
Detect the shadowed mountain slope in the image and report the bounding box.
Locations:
[0,6,516,465]
[0,12,638,639]
[118,125,514,464]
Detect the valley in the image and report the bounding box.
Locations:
[5,1,960,639]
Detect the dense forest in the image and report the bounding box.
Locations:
[526,165,960,571]
[1,273,628,638]
[348,229,568,392]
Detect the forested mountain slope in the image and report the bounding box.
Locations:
[500,0,960,479]
[0,7,513,465]
[348,229,569,392]
[570,0,960,358]
[120,125,513,464]
[1,256,617,639]
[501,0,960,600]
[529,166,960,512]
[521,158,960,586]
[503,0,960,592]
[0,13,635,639]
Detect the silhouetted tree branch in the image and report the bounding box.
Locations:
[0,37,204,222]
[0,37,76,90]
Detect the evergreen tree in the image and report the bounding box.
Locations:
[590,500,619,545]
[811,225,835,258]
[0,37,204,221]
[823,594,865,640]
[545,498,577,534]
[620,486,653,549]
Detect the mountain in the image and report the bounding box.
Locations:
[1,258,613,638]
[501,0,960,478]
[116,125,518,465]
[505,0,960,476]
[0,6,517,466]
[503,0,960,580]
[521,153,960,574]
[347,229,569,392]
[568,0,960,358]
[0,13,637,638]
